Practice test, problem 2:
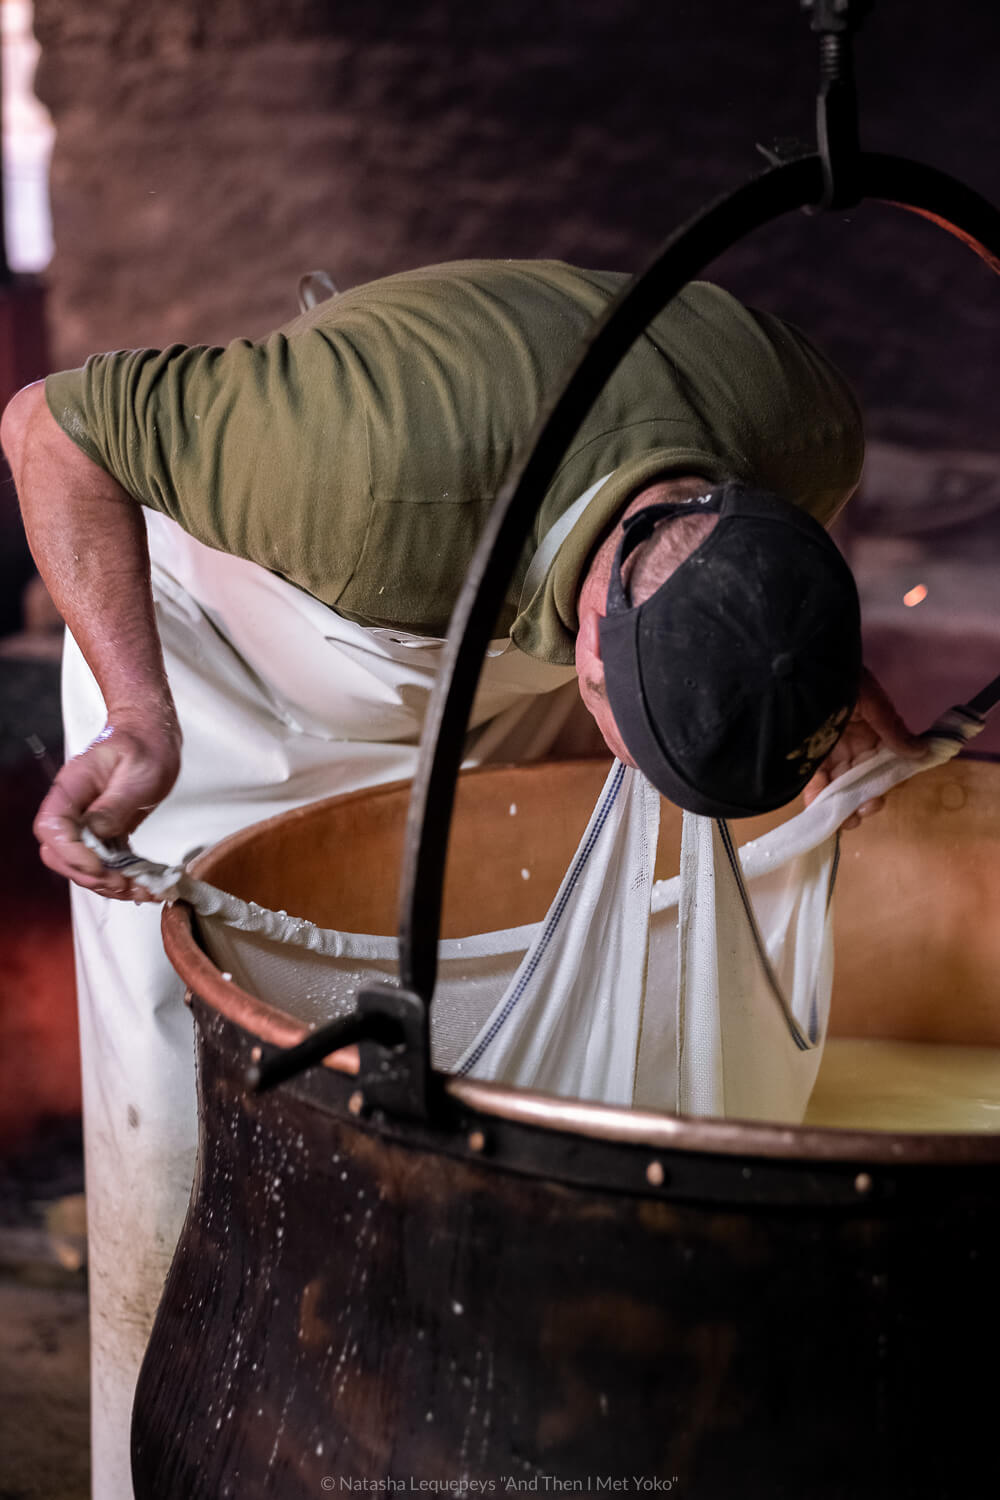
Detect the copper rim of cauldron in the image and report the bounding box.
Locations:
[162,893,1000,1173]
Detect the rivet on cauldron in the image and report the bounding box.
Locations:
[646,1160,666,1187]
[348,1091,365,1116]
[468,1129,487,1153]
[940,781,967,812]
[854,1172,874,1196]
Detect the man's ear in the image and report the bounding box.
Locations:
[577,608,604,673]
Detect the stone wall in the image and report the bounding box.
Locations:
[29,0,1000,451]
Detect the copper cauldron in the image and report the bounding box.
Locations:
[131,48,1000,1491]
[133,755,1000,1500]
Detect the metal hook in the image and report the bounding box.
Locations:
[802,0,873,211]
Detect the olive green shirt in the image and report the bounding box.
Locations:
[45,259,863,666]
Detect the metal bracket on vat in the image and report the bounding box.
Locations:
[353,983,432,1120]
[247,982,431,1120]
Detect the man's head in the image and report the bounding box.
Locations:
[575,478,862,816]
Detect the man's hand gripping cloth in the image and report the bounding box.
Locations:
[92,708,981,1122]
[456,708,982,1121]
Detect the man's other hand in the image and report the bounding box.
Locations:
[34,714,182,900]
[802,667,927,831]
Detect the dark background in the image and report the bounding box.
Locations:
[29,0,1000,452]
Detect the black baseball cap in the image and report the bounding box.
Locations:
[598,482,862,817]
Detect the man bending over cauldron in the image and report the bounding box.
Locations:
[2,258,922,1498]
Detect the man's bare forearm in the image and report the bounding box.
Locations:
[2,381,177,729]
[2,381,181,895]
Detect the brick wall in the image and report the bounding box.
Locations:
[30,0,1000,451]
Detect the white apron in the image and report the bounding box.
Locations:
[65,508,587,1500]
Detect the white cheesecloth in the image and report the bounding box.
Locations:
[104,707,982,1128]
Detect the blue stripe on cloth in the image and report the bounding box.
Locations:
[456,760,628,1076]
[716,817,813,1053]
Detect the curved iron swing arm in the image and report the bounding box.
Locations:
[397,150,1000,1022]
[248,1,1000,1117]
[252,152,1000,1113]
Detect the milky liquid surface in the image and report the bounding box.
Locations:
[804,1038,1000,1133]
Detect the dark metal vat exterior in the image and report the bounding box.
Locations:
[133,759,1000,1500]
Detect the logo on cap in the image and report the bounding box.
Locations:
[785,705,851,774]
